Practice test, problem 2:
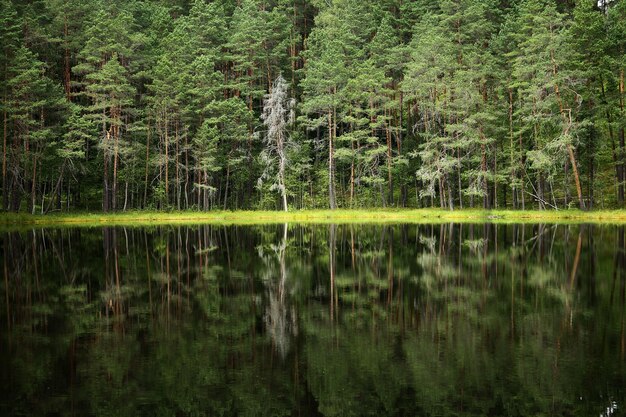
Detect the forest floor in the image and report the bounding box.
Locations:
[3,209,626,229]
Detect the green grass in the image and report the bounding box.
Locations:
[3,208,626,229]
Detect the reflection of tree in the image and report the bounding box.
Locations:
[329,223,337,322]
[0,224,624,416]
[263,223,297,358]
[613,226,626,363]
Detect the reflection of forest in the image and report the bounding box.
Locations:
[0,224,624,416]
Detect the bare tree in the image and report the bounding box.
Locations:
[259,75,295,212]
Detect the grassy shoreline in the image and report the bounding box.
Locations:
[3,209,626,228]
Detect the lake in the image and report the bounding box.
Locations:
[0,223,624,416]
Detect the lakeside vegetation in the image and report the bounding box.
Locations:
[5,209,626,228]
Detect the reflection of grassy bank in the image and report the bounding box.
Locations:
[1,223,624,415]
[3,209,626,228]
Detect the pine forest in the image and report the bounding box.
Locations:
[1,0,625,213]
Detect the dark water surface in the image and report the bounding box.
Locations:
[0,223,624,416]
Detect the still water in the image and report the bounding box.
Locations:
[0,223,624,416]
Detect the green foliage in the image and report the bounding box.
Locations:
[0,0,623,212]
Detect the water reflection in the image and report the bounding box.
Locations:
[0,223,624,416]
[261,223,297,358]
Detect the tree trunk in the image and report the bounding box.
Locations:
[439,177,445,209]
[565,156,572,205]
[112,119,119,212]
[196,170,201,210]
[30,156,37,214]
[144,120,150,208]
[588,123,595,210]
[493,143,498,209]
[63,16,71,101]
[164,116,169,207]
[558,106,585,210]
[447,176,454,211]
[279,135,287,212]
[2,109,7,210]
[457,145,463,209]
[601,79,622,205]
[184,126,189,209]
[619,68,626,208]
[223,163,230,210]
[385,115,393,206]
[40,181,46,214]
[552,56,584,210]
[103,131,109,212]
[567,145,585,210]
[328,107,336,210]
[538,174,545,210]
[46,166,64,213]
[350,143,355,208]
[175,121,180,210]
[481,130,488,209]
[509,89,517,210]
[519,128,525,210]
[123,181,128,211]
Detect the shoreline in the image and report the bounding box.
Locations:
[3,209,626,228]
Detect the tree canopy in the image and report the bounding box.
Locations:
[1,0,624,212]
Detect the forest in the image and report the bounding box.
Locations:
[0,0,625,213]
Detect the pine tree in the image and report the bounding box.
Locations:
[607,0,626,207]
[300,0,365,209]
[192,120,221,210]
[402,14,456,209]
[83,53,135,211]
[571,0,610,208]
[512,0,585,209]
[148,54,182,208]
[57,104,90,204]
[204,96,253,210]
[0,0,21,210]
